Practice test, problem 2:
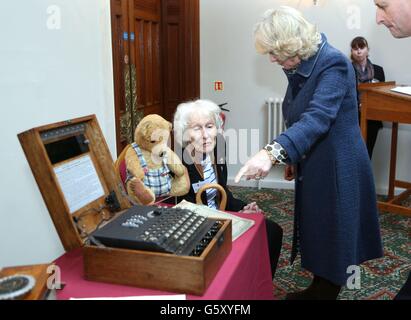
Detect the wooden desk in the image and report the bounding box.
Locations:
[359,82,411,217]
[0,264,52,300]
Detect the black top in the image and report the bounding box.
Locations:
[373,64,385,82]
[352,63,385,158]
[353,63,385,107]
[175,143,246,212]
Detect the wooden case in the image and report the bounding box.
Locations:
[18,115,232,295]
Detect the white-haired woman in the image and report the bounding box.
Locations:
[235,6,383,299]
[173,99,283,279]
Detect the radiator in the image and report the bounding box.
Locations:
[258,97,286,189]
[266,97,286,142]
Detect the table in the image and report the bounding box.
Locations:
[359,82,411,217]
[54,212,275,300]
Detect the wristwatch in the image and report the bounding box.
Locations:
[264,141,288,164]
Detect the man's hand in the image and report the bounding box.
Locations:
[234,149,273,183]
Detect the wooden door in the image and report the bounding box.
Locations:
[129,0,163,118]
[111,0,134,153]
[162,0,200,121]
[110,0,199,154]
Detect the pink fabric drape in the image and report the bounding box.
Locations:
[55,212,274,300]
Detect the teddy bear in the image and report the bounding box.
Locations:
[125,114,190,205]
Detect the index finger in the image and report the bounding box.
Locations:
[234,165,248,183]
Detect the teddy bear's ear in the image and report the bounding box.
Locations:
[140,121,154,140]
[134,121,154,143]
[167,120,172,132]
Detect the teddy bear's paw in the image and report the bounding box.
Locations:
[170,178,190,196]
[129,179,155,205]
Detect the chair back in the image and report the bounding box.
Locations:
[195,183,227,210]
[114,144,131,189]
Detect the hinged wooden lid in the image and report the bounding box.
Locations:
[18,115,131,251]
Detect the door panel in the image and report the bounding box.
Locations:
[130,0,163,117]
[110,0,131,152]
[110,0,199,155]
[162,0,181,121]
[162,0,199,121]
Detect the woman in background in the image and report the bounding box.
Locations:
[173,99,283,279]
[350,36,385,158]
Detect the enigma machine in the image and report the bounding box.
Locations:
[18,115,232,295]
[91,206,225,257]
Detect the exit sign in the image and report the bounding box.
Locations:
[214,81,224,91]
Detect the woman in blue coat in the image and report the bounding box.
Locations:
[235,6,383,299]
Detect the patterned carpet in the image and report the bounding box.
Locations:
[230,186,411,300]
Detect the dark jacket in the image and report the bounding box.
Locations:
[373,64,385,82]
[353,63,385,158]
[176,144,246,212]
[275,34,383,285]
[353,62,385,108]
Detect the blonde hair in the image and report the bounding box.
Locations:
[173,99,223,147]
[254,6,321,61]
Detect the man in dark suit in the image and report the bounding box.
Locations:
[374,0,411,38]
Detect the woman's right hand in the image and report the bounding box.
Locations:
[234,149,273,182]
[284,164,295,181]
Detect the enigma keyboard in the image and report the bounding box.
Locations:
[91,205,224,256]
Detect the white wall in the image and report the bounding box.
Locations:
[200,0,411,194]
[1,0,409,269]
[0,0,115,267]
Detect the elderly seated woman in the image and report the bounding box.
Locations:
[172,99,283,278]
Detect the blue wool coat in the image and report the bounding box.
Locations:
[275,34,383,285]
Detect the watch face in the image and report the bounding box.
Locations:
[0,275,35,300]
